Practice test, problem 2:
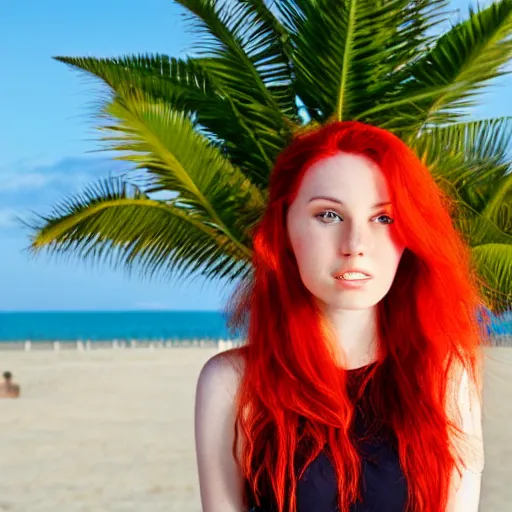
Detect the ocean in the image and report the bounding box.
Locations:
[0,309,509,343]
[0,311,244,342]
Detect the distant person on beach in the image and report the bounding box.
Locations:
[0,371,20,398]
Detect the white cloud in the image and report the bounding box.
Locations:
[0,155,129,194]
[0,171,60,192]
[0,156,133,233]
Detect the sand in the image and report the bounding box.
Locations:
[0,346,511,512]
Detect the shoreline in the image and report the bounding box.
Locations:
[0,338,244,351]
[0,335,510,350]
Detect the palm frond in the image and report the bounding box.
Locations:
[175,0,296,165]
[278,0,450,123]
[234,0,297,118]
[454,199,512,247]
[55,54,275,189]
[480,171,512,230]
[54,54,212,111]
[472,243,512,313]
[360,0,512,133]
[24,86,268,277]
[96,90,266,248]
[413,118,512,210]
[23,176,253,284]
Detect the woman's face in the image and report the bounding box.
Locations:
[286,152,405,311]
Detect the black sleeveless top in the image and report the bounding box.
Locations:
[247,363,408,512]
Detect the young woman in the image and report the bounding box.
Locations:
[195,121,488,512]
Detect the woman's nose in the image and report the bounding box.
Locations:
[340,223,369,256]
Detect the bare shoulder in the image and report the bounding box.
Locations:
[194,346,248,512]
[446,358,485,478]
[196,346,246,399]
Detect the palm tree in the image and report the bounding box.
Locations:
[22,0,512,313]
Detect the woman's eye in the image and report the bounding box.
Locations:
[376,214,394,224]
[315,211,341,222]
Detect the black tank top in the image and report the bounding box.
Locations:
[247,363,408,512]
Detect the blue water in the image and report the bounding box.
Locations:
[0,311,244,342]
[488,309,512,336]
[0,309,509,342]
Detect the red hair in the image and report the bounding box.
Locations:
[224,121,490,512]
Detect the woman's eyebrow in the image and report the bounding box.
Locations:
[308,196,392,208]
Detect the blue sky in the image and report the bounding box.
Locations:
[0,0,510,311]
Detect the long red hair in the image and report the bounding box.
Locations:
[224,121,490,512]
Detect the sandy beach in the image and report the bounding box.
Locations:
[0,346,511,512]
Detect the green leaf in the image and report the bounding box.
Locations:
[279,0,451,123]
[472,243,512,313]
[453,197,512,247]
[97,90,266,250]
[21,176,253,284]
[360,0,512,133]
[480,170,512,228]
[175,0,296,168]
[54,54,211,111]
[412,117,512,212]
[54,54,275,189]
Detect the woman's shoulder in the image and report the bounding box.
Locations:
[195,347,249,511]
[197,346,247,400]
[445,357,485,475]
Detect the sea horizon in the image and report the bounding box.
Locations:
[0,308,509,343]
[0,310,240,342]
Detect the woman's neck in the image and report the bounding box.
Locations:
[320,304,379,369]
